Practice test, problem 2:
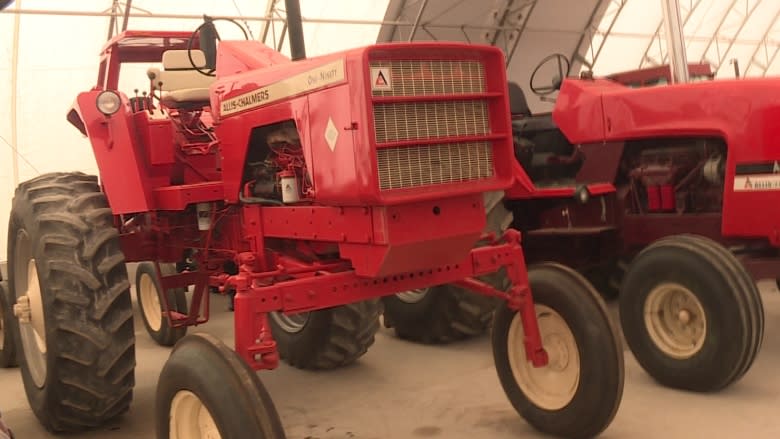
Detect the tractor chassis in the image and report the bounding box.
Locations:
[147,224,547,372]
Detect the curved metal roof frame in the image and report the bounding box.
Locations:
[592,0,780,78]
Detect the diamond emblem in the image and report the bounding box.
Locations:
[324,117,339,151]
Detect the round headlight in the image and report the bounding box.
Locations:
[96,90,122,116]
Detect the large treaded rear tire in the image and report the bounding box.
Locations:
[8,172,135,432]
[270,300,380,370]
[619,234,763,392]
[0,281,18,368]
[382,191,511,343]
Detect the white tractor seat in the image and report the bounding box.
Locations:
[147,50,215,108]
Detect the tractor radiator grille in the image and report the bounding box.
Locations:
[377,142,493,191]
[370,60,485,96]
[373,100,489,143]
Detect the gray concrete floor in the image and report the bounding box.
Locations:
[2,281,780,438]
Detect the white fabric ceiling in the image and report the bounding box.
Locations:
[0,0,778,261]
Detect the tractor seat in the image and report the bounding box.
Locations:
[146,50,215,108]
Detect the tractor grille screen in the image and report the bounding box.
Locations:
[376,141,493,191]
[370,60,485,97]
[373,100,489,143]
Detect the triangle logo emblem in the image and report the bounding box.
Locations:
[370,67,392,91]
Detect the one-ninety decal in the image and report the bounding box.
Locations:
[733,174,780,192]
[733,160,780,191]
[370,67,392,91]
[220,59,345,117]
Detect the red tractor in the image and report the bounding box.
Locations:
[4,15,623,439]
[385,54,766,394]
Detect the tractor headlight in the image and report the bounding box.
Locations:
[96,90,122,116]
[575,185,590,204]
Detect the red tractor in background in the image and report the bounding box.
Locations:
[3,11,624,439]
[385,54,767,394]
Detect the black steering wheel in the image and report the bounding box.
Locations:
[530,53,571,96]
[187,16,249,77]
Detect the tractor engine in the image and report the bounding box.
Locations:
[246,122,311,203]
[625,139,725,214]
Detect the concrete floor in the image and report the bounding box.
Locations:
[2,281,780,438]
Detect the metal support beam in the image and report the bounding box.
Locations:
[572,0,626,72]
[503,1,538,67]
[407,0,429,41]
[284,0,306,60]
[121,0,131,31]
[259,0,281,43]
[661,0,690,83]
[570,0,628,73]
[743,6,780,76]
[640,0,703,67]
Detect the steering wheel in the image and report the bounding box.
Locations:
[530,53,571,96]
[187,16,249,77]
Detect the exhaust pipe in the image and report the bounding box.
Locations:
[285,0,306,61]
[660,0,689,84]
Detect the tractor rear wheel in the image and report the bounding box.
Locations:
[382,191,511,343]
[156,333,286,439]
[8,172,135,432]
[135,262,188,347]
[0,281,18,368]
[619,234,763,392]
[269,299,380,369]
[492,262,624,438]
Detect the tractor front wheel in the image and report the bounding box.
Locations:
[619,234,763,392]
[492,262,624,438]
[269,300,380,369]
[156,333,286,439]
[135,262,188,347]
[8,172,135,432]
[0,281,18,368]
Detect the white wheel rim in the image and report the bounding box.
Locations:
[396,288,429,304]
[507,305,580,410]
[139,272,163,332]
[15,237,47,388]
[644,282,707,359]
[270,311,310,333]
[170,390,221,439]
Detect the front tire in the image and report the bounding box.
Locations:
[492,262,624,438]
[269,300,380,370]
[156,333,286,439]
[8,172,135,432]
[619,234,763,392]
[135,262,188,347]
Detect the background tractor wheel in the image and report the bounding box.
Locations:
[269,300,380,370]
[382,191,511,343]
[8,172,135,432]
[135,262,188,347]
[0,281,18,368]
[492,262,624,438]
[619,234,763,392]
[156,333,286,439]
